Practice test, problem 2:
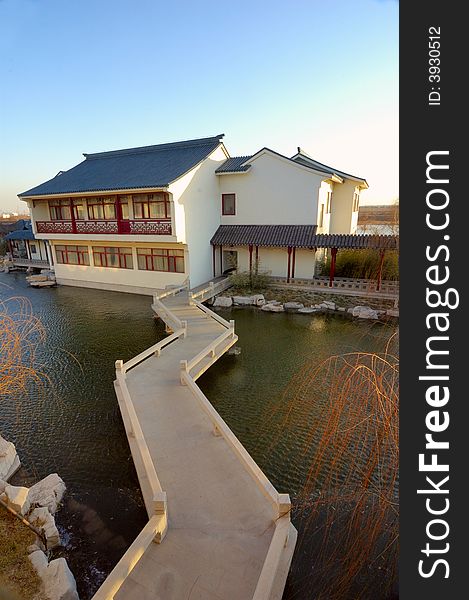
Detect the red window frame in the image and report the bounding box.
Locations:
[92,246,133,269]
[222,194,236,216]
[136,248,184,273]
[49,199,72,221]
[55,245,90,265]
[87,197,116,220]
[132,193,171,219]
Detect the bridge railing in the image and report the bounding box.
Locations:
[191,277,232,302]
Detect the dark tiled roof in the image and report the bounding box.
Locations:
[4,220,34,240]
[211,225,398,250]
[215,156,252,173]
[19,135,225,197]
[211,225,318,248]
[292,152,367,184]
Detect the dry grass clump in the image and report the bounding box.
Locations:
[0,296,45,398]
[0,511,44,600]
[1,295,46,599]
[279,332,399,599]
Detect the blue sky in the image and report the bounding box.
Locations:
[0,0,398,212]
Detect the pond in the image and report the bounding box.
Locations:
[0,271,398,599]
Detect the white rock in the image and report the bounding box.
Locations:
[29,549,48,574]
[42,558,79,600]
[352,306,379,320]
[233,296,252,305]
[261,304,284,313]
[250,294,265,306]
[0,478,7,494]
[284,302,304,311]
[386,308,399,317]
[0,435,20,481]
[337,307,346,312]
[298,307,319,314]
[5,484,31,515]
[28,473,66,514]
[30,506,61,548]
[213,296,233,308]
[265,300,281,306]
[318,301,336,310]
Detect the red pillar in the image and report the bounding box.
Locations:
[329,248,338,287]
[212,245,216,277]
[376,249,386,291]
[255,245,259,273]
[70,198,77,233]
[291,247,296,279]
[249,244,253,273]
[220,245,223,274]
[287,247,292,282]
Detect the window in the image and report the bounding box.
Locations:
[326,192,333,214]
[137,248,185,273]
[73,199,85,220]
[133,193,170,219]
[30,244,37,254]
[222,194,236,215]
[87,197,116,220]
[49,199,71,220]
[55,245,90,265]
[353,192,360,212]
[93,246,133,269]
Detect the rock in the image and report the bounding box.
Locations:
[352,306,379,320]
[4,484,31,515]
[233,296,252,305]
[0,479,7,494]
[27,542,45,554]
[28,473,66,514]
[298,307,319,314]
[265,300,281,306]
[337,307,346,312]
[250,294,265,306]
[42,558,79,600]
[318,301,336,310]
[213,296,233,308]
[261,304,284,313]
[30,507,61,548]
[284,302,304,311]
[386,308,399,318]
[29,549,48,574]
[0,435,20,481]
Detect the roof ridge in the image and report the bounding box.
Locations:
[84,134,224,160]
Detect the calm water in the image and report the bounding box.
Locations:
[0,272,397,599]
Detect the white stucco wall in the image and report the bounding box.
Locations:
[218,152,325,226]
[316,181,333,234]
[329,181,360,234]
[169,145,227,287]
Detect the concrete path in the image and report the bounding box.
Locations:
[113,294,295,600]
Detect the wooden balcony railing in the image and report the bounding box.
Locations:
[35,219,172,235]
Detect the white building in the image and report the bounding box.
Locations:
[19,134,368,294]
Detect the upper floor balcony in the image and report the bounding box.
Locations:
[32,192,173,237]
[35,218,172,235]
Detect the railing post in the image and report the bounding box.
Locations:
[188,291,194,305]
[230,320,235,337]
[181,320,188,338]
[180,360,188,385]
[153,491,168,544]
[277,493,291,519]
[115,359,125,380]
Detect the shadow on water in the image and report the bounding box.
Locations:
[1,274,398,599]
